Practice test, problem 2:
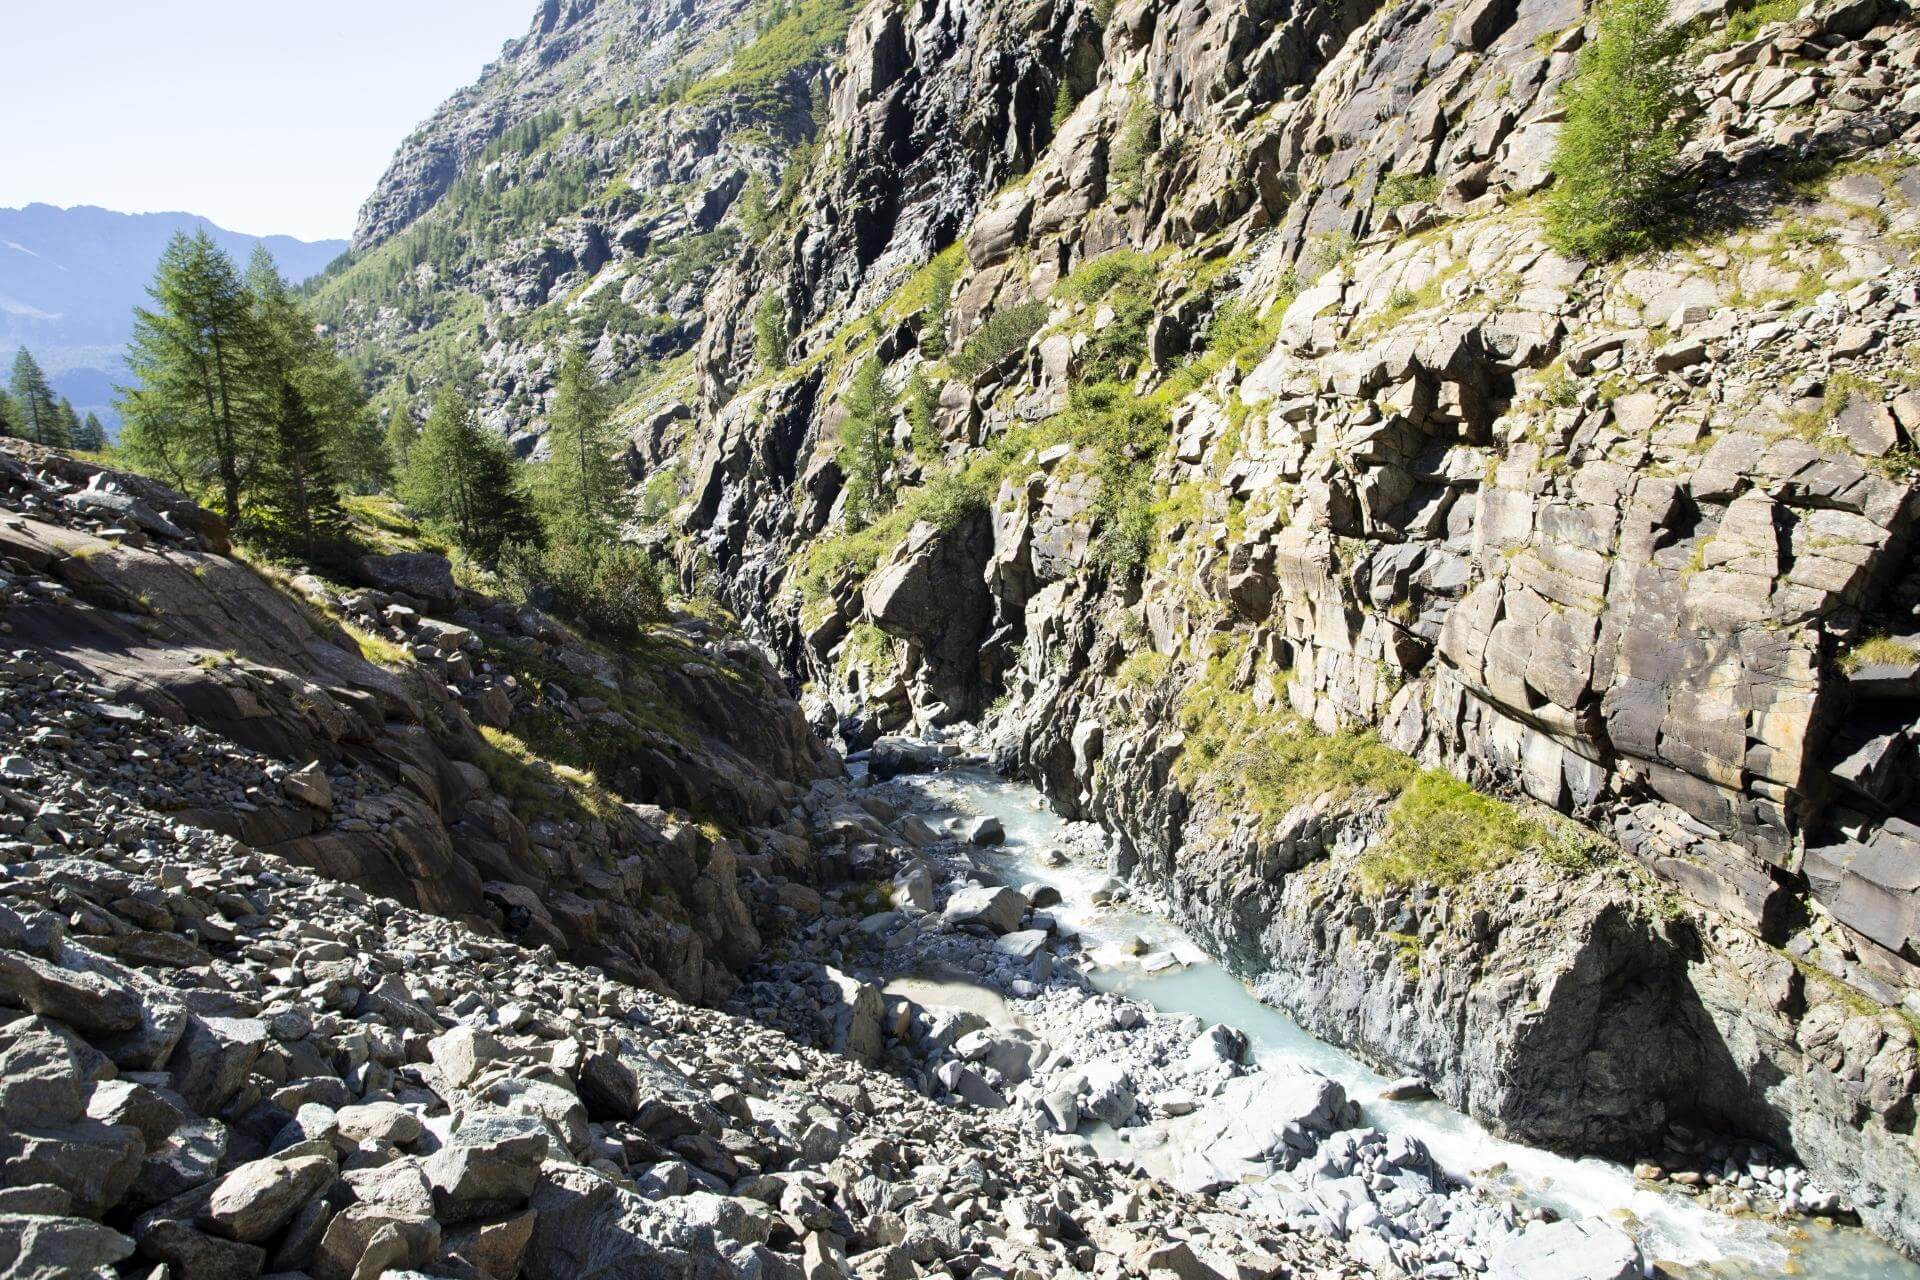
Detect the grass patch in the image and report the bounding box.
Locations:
[682,0,860,117]
[475,725,619,824]
[344,622,415,669]
[1116,650,1171,692]
[1171,645,1595,893]
[1840,634,1920,673]
[1359,773,1550,892]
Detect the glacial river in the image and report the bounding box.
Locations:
[884,762,1920,1280]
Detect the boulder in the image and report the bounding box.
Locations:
[943,885,1026,934]
[166,1016,268,1116]
[0,953,142,1036]
[0,1213,134,1280]
[423,1113,550,1223]
[1489,1218,1641,1280]
[201,1154,337,1244]
[351,552,459,607]
[965,816,1005,845]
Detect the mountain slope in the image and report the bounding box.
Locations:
[0,204,346,427]
[321,0,1920,1259]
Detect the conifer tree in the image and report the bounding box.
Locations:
[1545,0,1691,259]
[402,388,538,563]
[836,356,894,528]
[384,402,417,476]
[10,350,61,446]
[254,381,347,560]
[119,232,258,519]
[535,346,628,542]
[0,387,17,440]
[75,412,109,452]
[56,399,83,450]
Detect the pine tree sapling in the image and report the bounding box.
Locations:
[755,293,789,371]
[403,388,539,563]
[1545,0,1693,259]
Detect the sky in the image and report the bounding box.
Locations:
[0,0,539,243]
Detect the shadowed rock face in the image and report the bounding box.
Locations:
[317,0,1920,1254]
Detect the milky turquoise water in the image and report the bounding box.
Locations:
[899,764,1920,1280]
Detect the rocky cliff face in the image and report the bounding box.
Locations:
[322,0,1920,1257]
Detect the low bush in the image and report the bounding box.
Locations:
[949,299,1049,382]
[500,536,668,639]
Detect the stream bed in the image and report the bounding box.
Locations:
[876,761,1920,1280]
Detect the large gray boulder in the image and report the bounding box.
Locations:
[0,1213,134,1279]
[1180,1066,1356,1178]
[352,552,459,607]
[1490,1218,1641,1280]
[943,885,1026,934]
[201,1154,337,1244]
[424,1113,550,1223]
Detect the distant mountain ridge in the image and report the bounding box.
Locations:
[0,204,347,429]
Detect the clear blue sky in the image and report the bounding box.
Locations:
[0,0,538,242]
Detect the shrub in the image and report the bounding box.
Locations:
[1058,250,1155,304]
[950,300,1049,382]
[1376,171,1440,208]
[1544,0,1693,259]
[501,536,668,639]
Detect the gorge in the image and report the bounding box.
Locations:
[3,0,1920,1275]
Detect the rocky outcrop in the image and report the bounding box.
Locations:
[0,442,835,1003]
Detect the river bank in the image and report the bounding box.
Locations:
[729,740,1920,1279]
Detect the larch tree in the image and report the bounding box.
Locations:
[836,355,895,529]
[75,412,109,452]
[1544,0,1692,259]
[384,402,417,475]
[56,399,83,450]
[119,232,258,520]
[535,345,628,543]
